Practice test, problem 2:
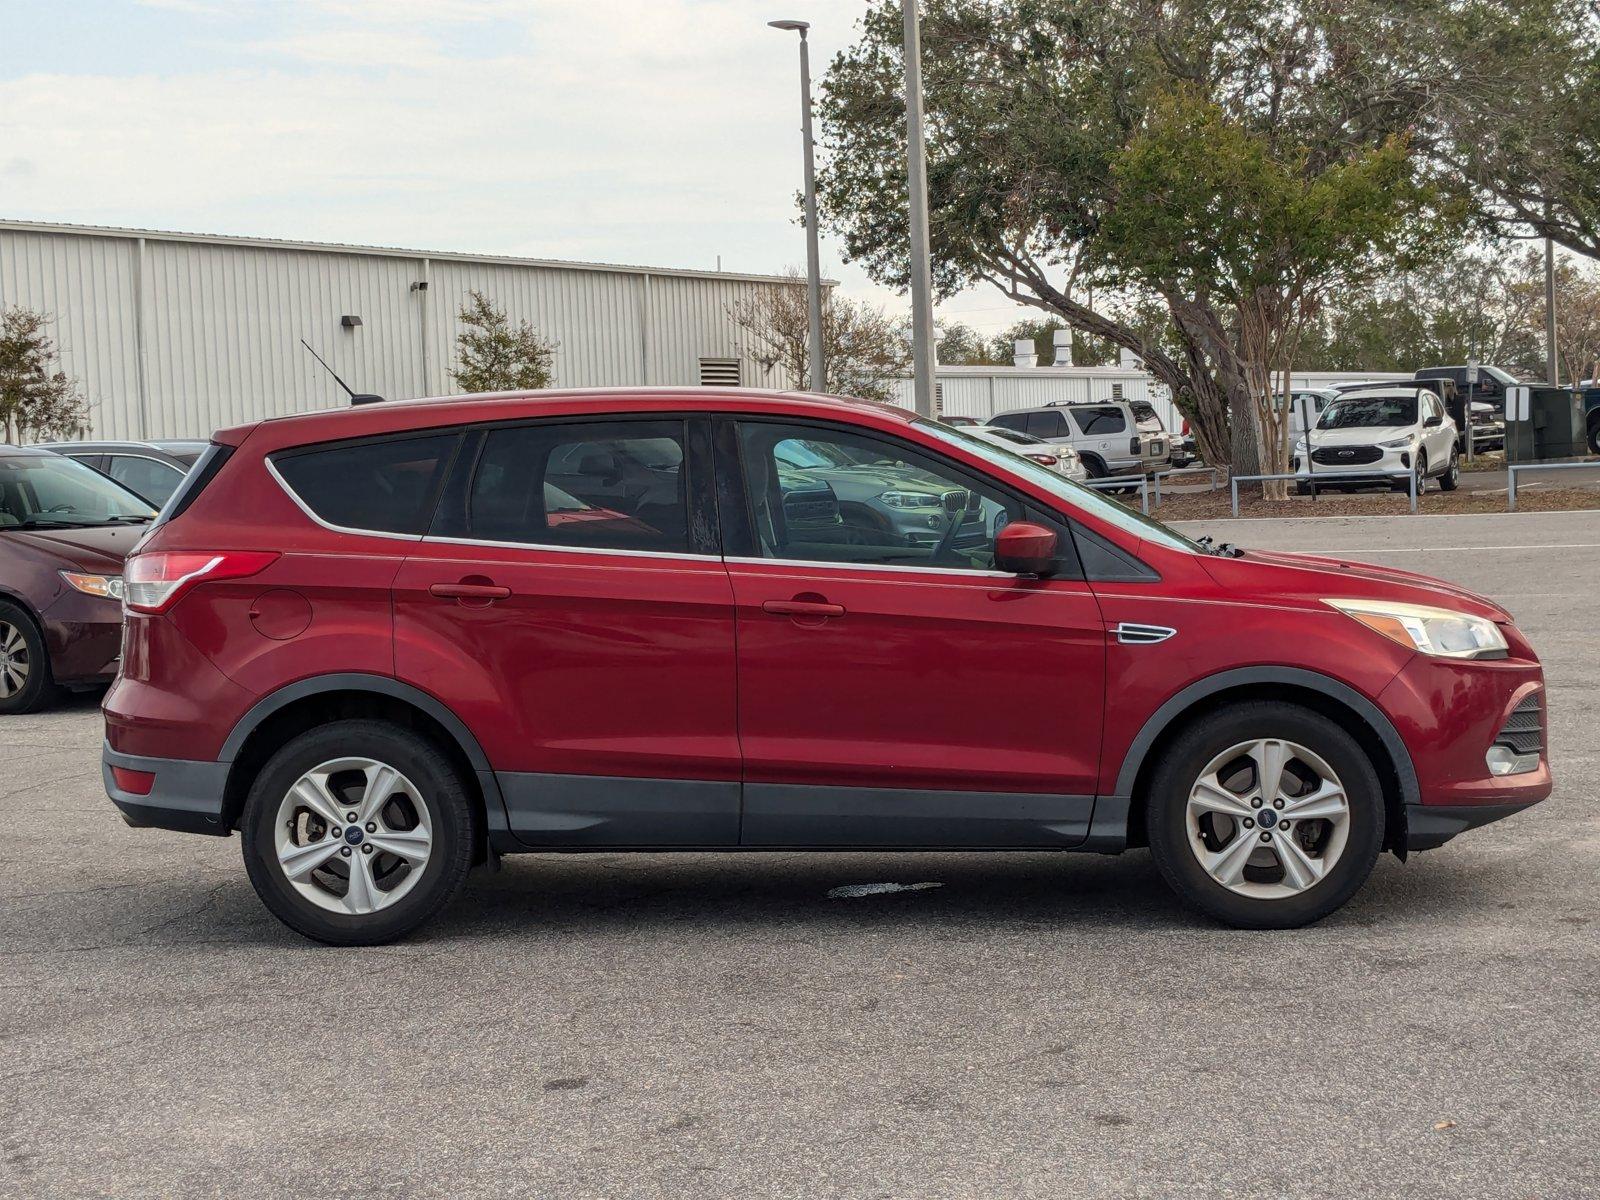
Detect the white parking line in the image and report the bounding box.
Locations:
[1297,543,1600,554]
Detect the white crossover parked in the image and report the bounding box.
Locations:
[1294,387,1460,494]
[961,425,1088,482]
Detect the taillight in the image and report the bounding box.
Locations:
[1181,418,1191,435]
[1026,454,1060,466]
[123,550,279,614]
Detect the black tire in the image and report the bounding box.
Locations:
[0,600,62,715]
[1145,702,1385,929]
[1392,450,1425,494]
[1295,481,1311,497]
[1588,418,1600,456]
[1439,448,1460,492]
[1081,455,1107,480]
[240,719,478,945]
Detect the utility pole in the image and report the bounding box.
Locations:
[769,19,828,392]
[1544,207,1560,385]
[903,0,937,417]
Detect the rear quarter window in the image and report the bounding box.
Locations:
[1024,411,1067,438]
[271,433,459,535]
[1071,406,1126,435]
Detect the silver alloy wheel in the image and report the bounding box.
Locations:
[1186,738,1351,900]
[273,757,433,916]
[0,621,30,699]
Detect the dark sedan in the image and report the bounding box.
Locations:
[0,447,156,713]
[36,439,208,508]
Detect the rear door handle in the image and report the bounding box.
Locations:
[429,582,512,600]
[762,599,846,618]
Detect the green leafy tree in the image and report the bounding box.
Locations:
[729,268,912,403]
[1429,0,1600,261]
[450,291,557,393]
[816,0,1459,468]
[0,307,88,443]
[1099,91,1454,487]
[935,321,1001,364]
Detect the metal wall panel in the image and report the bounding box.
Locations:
[0,223,807,441]
[0,230,142,438]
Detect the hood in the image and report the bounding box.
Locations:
[1201,549,1510,623]
[0,524,141,572]
[1303,425,1411,448]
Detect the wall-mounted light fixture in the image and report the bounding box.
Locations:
[341,314,363,329]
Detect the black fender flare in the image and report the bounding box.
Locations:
[1083,666,1420,851]
[218,672,507,832]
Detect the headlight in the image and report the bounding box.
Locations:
[1378,436,1413,449]
[1324,598,1507,659]
[877,489,941,509]
[60,571,124,601]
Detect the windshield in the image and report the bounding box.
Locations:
[914,420,1199,554]
[0,454,157,528]
[1317,396,1417,430]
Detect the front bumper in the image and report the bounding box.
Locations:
[1294,442,1413,485]
[102,742,231,836]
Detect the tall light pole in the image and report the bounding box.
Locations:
[769,19,827,393]
[902,0,937,417]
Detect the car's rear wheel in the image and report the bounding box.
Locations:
[1146,703,1384,929]
[240,720,477,945]
[0,601,61,715]
[1587,417,1600,456]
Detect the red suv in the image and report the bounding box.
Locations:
[102,390,1551,944]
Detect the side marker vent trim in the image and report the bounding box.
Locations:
[1115,622,1177,645]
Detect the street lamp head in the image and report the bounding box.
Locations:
[768,19,810,33]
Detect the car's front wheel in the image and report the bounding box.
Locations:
[1439,448,1460,491]
[1146,703,1385,929]
[240,720,478,945]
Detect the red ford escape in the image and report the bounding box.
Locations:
[102,389,1551,944]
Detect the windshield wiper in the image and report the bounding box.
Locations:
[106,514,154,524]
[5,519,82,531]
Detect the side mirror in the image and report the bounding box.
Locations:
[994,521,1058,575]
[1425,413,1443,427]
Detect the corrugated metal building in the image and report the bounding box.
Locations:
[0,220,816,441]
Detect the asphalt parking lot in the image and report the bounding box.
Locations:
[2,510,1597,1199]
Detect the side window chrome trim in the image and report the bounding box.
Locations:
[420,533,714,562]
[263,456,425,543]
[723,554,1019,580]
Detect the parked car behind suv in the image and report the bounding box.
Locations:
[37,440,208,508]
[963,424,1088,481]
[0,446,155,713]
[987,402,1165,479]
[104,388,1550,944]
[1294,387,1460,494]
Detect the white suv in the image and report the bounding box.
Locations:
[987,402,1165,479]
[1294,387,1460,494]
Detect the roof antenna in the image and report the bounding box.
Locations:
[300,339,385,405]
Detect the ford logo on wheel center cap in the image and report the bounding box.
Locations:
[344,826,364,845]
[1257,808,1278,829]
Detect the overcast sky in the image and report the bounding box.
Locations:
[1,0,1033,340]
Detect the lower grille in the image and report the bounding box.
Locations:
[1494,692,1543,756]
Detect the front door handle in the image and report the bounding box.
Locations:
[429,582,512,601]
[762,599,846,618]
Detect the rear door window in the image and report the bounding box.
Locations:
[1024,411,1068,438]
[465,420,695,554]
[1070,406,1126,436]
[989,412,1028,433]
[272,433,459,535]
